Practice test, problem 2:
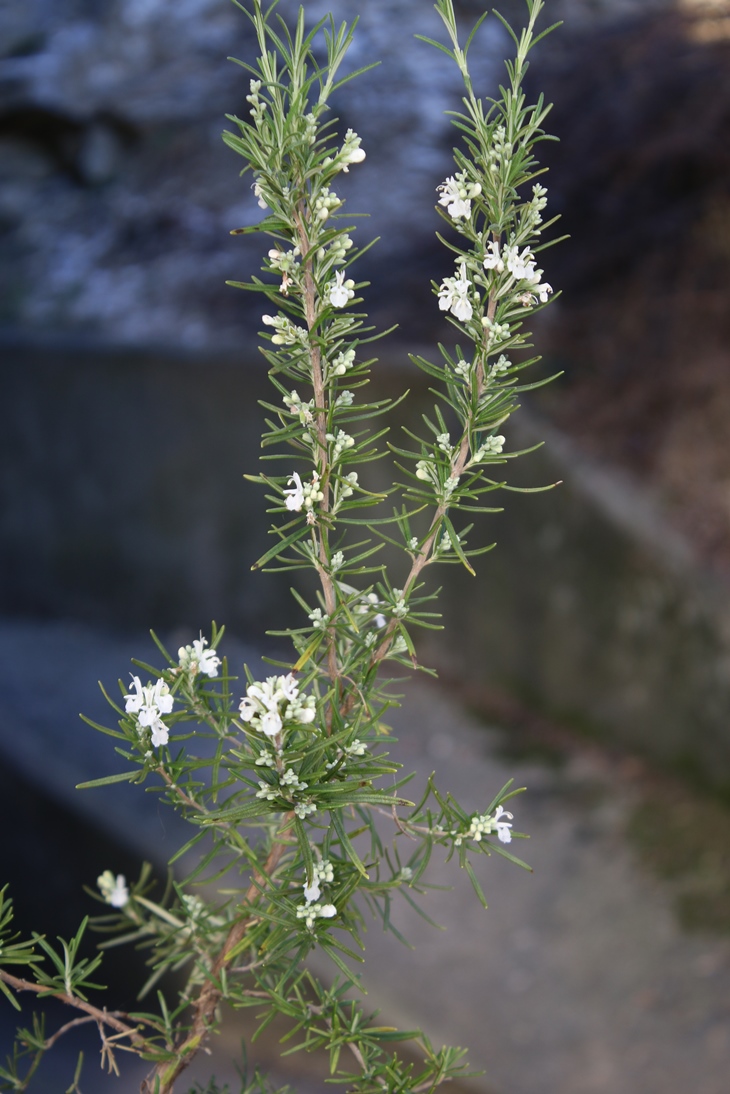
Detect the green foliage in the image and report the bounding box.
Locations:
[0,3,560,1091]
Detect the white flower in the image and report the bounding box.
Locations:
[262,314,308,346]
[256,780,278,801]
[437,171,481,220]
[503,244,537,282]
[150,679,173,715]
[124,675,173,747]
[294,801,317,819]
[328,270,355,308]
[330,348,355,377]
[280,767,308,792]
[475,434,505,460]
[124,675,145,715]
[481,317,511,344]
[97,870,129,908]
[284,471,305,511]
[260,709,283,738]
[303,877,321,903]
[493,805,514,843]
[279,673,299,702]
[284,470,324,513]
[149,718,169,748]
[178,636,220,678]
[437,262,473,323]
[490,354,511,376]
[253,180,268,209]
[239,696,257,722]
[238,673,317,739]
[483,240,504,272]
[340,128,366,171]
[437,176,470,219]
[461,804,514,845]
[296,901,337,930]
[535,281,553,304]
[302,861,334,904]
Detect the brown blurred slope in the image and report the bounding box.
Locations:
[529,4,730,571]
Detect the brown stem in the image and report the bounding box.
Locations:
[292,201,340,712]
[0,969,152,1048]
[367,289,499,675]
[141,815,293,1094]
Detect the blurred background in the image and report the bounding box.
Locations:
[1,0,730,1091]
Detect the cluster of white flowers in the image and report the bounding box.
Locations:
[296,900,337,930]
[454,358,471,381]
[326,428,355,461]
[318,233,353,265]
[435,528,460,555]
[313,186,341,222]
[489,353,512,378]
[437,171,482,220]
[262,313,308,346]
[481,316,510,344]
[328,270,355,308]
[437,261,473,323]
[284,470,324,512]
[267,246,300,296]
[483,240,552,305]
[474,434,505,460]
[297,861,337,929]
[391,589,407,618]
[329,347,355,377]
[97,870,129,908]
[178,636,221,679]
[239,672,316,738]
[454,805,513,847]
[308,607,327,629]
[334,390,354,408]
[255,747,278,767]
[325,736,368,771]
[436,431,453,455]
[246,80,267,126]
[303,859,334,903]
[301,111,318,145]
[330,550,345,572]
[252,178,267,209]
[486,124,512,172]
[256,765,308,801]
[125,676,174,747]
[332,470,359,513]
[415,459,437,486]
[524,182,548,230]
[339,128,366,171]
[182,894,205,922]
[283,389,314,425]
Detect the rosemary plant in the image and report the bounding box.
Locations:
[0,1,561,1091]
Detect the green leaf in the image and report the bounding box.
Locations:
[329,810,368,877]
[251,524,310,570]
[76,770,140,789]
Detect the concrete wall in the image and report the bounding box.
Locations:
[3,338,730,786]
